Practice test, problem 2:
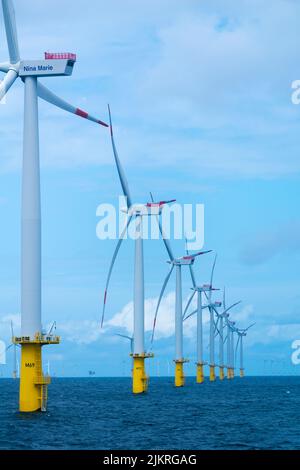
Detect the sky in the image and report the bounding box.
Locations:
[0,0,300,377]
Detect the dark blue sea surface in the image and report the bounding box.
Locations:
[0,377,299,450]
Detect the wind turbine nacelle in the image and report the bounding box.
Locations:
[19,60,75,78]
[172,257,194,266]
[122,204,161,216]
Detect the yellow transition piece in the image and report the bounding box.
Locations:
[19,344,49,412]
[132,354,153,394]
[209,365,216,382]
[15,334,60,413]
[175,360,185,387]
[196,363,204,384]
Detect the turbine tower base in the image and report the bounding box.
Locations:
[219,366,225,381]
[209,365,216,382]
[196,363,205,384]
[174,359,189,387]
[132,353,153,394]
[14,334,60,412]
[240,368,244,378]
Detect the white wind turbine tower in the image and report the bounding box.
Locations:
[181,241,213,384]
[203,255,221,382]
[184,290,241,382]
[185,284,211,383]
[115,334,134,355]
[214,289,241,380]
[6,321,19,379]
[235,324,255,378]
[101,106,175,394]
[225,318,237,379]
[0,0,108,412]
[151,231,211,387]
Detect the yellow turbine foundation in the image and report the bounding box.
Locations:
[174,360,188,387]
[15,334,60,413]
[219,366,225,381]
[209,365,216,382]
[196,363,205,384]
[227,368,231,379]
[19,344,46,412]
[240,368,245,378]
[231,368,235,379]
[132,353,153,394]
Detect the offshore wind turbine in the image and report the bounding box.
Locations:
[214,289,242,380]
[183,295,220,382]
[115,334,134,354]
[189,285,210,383]
[181,241,213,383]
[235,324,255,378]
[204,255,221,382]
[225,318,236,379]
[151,234,211,387]
[6,321,19,379]
[184,296,240,381]
[0,0,108,412]
[101,107,175,394]
[185,242,212,384]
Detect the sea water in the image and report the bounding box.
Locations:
[0,377,299,450]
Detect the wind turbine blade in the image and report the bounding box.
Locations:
[37,83,109,127]
[184,302,209,322]
[208,302,222,337]
[213,313,221,337]
[190,250,213,259]
[101,216,133,327]
[115,334,132,341]
[5,344,13,351]
[151,265,174,344]
[210,254,217,287]
[183,237,197,286]
[183,290,196,320]
[183,309,197,322]
[244,323,256,332]
[0,69,17,102]
[214,316,220,338]
[208,254,217,303]
[235,335,241,363]
[223,301,242,316]
[10,320,14,338]
[0,62,10,72]
[188,265,197,289]
[161,199,176,205]
[184,237,197,288]
[108,105,133,209]
[2,0,20,63]
[150,192,175,262]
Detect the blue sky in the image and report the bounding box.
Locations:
[0,0,300,377]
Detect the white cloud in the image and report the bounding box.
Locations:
[0,313,20,341]
[1,0,300,179]
[58,319,104,345]
[245,322,300,348]
[106,292,214,341]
